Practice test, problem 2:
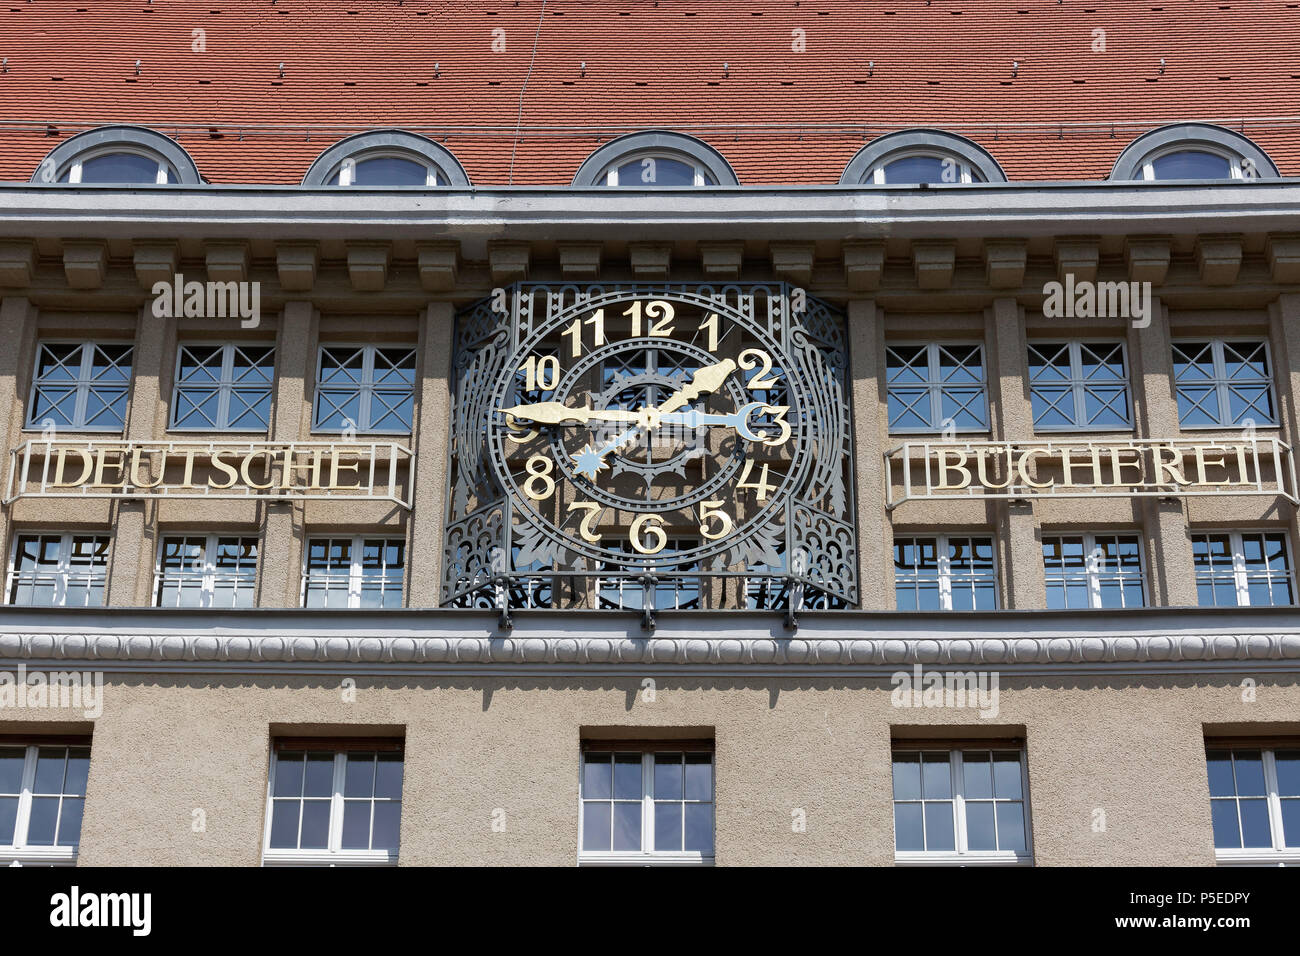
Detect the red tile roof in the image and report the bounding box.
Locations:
[1,0,1299,185]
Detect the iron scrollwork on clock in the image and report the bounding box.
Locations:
[442,283,857,617]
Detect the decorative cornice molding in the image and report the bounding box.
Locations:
[1,628,1298,677]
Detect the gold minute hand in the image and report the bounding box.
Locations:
[497,401,644,425]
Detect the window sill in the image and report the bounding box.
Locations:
[578,851,714,867]
[895,851,1032,867]
[0,846,78,866]
[262,849,398,867]
[1214,849,1300,866]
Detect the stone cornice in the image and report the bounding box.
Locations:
[1,608,1298,677]
[2,182,1300,256]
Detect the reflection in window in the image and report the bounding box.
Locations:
[1028,341,1131,430]
[155,535,258,608]
[1042,534,1145,609]
[265,746,403,865]
[0,743,90,864]
[887,343,987,433]
[58,151,177,184]
[303,537,405,609]
[894,535,997,611]
[1192,531,1293,608]
[6,534,108,607]
[598,539,701,610]
[1207,747,1300,863]
[172,344,275,431]
[1172,339,1274,428]
[327,155,437,186]
[602,154,716,186]
[314,346,416,433]
[580,748,714,863]
[874,154,982,184]
[892,748,1031,863]
[28,342,133,432]
[1147,149,1234,180]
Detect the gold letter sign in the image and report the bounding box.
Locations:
[4,440,413,508]
[887,438,1296,509]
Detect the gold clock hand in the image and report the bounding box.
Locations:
[569,359,740,480]
[497,401,644,425]
[647,358,738,422]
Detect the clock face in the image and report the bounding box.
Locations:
[485,293,810,568]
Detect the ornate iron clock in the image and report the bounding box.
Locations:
[443,284,857,615]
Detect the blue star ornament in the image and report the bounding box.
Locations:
[571,445,608,481]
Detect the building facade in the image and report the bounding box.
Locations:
[1,0,1300,866]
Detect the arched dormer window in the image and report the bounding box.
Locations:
[840,129,1007,185]
[302,129,470,187]
[31,126,200,185]
[1110,124,1279,181]
[571,131,739,186]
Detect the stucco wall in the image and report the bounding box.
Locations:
[6,671,1293,865]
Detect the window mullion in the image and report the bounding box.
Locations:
[13,745,38,849]
[928,345,943,430]
[1214,342,1232,427]
[349,535,363,609]
[1070,343,1089,428]
[642,752,654,855]
[1262,750,1286,852]
[359,347,375,432]
[263,751,279,853]
[937,536,954,610]
[1231,532,1251,606]
[73,344,93,428]
[952,750,968,854]
[217,345,234,429]
[329,753,346,852]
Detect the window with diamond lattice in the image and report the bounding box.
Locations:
[313,346,416,434]
[1172,339,1275,428]
[886,343,987,433]
[27,342,133,432]
[1028,341,1131,431]
[171,344,275,431]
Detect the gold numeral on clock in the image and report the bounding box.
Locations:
[566,501,604,542]
[629,513,667,554]
[698,312,720,352]
[504,414,538,444]
[520,355,560,391]
[698,499,734,540]
[561,309,606,358]
[523,455,555,501]
[739,348,778,390]
[737,458,776,501]
[623,300,675,338]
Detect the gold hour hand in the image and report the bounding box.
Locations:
[497,401,643,425]
[650,358,738,420]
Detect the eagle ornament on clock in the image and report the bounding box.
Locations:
[444,284,857,609]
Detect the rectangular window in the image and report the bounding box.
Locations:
[27,342,133,432]
[6,533,109,607]
[1042,533,1145,609]
[1028,341,1131,431]
[1207,746,1300,865]
[894,535,997,610]
[0,741,90,866]
[579,745,714,865]
[598,539,702,611]
[892,746,1032,865]
[155,535,259,608]
[886,343,987,433]
[313,345,416,434]
[1192,531,1293,607]
[1172,339,1276,428]
[263,741,403,866]
[171,343,275,431]
[303,537,405,609]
